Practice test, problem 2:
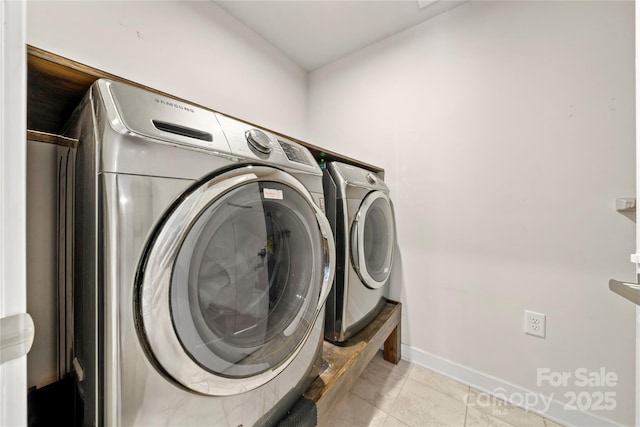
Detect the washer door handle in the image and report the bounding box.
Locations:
[315,208,336,309]
[351,215,361,271]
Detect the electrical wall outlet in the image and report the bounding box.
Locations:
[524,310,546,338]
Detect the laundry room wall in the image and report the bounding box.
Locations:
[308,1,635,426]
[25,141,58,390]
[26,0,308,139]
[24,0,308,391]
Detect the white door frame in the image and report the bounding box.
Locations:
[635,2,640,426]
[0,1,30,426]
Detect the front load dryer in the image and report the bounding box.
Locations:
[62,79,335,426]
[323,162,395,343]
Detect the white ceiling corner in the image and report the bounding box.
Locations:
[215,0,466,71]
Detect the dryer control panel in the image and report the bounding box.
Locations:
[328,161,389,200]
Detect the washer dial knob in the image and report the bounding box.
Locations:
[245,129,273,155]
[366,173,377,184]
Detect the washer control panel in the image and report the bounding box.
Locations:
[278,139,313,167]
[245,128,273,155]
[215,112,320,175]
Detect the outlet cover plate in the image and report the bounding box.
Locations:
[524,310,546,338]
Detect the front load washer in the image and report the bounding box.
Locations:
[61,79,335,426]
[323,162,395,343]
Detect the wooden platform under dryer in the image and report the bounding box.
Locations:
[304,300,402,425]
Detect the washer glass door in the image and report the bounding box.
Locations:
[351,191,395,289]
[136,166,334,395]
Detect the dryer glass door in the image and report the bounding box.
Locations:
[351,191,395,289]
[136,166,334,396]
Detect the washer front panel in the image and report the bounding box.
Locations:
[135,165,335,395]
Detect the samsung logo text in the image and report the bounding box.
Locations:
[154,98,195,113]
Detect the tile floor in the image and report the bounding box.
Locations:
[320,351,565,427]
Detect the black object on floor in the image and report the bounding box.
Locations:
[28,375,78,427]
[276,396,318,427]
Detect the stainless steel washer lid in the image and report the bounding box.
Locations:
[99,79,232,153]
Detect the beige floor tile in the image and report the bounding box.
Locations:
[465,407,514,427]
[370,351,414,376]
[351,358,411,412]
[389,378,467,426]
[331,356,560,427]
[320,392,388,427]
[466,388,545,427]
[382,414,411,427]
[408,365,470,402]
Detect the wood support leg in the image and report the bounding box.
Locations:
[304,301,402,425]
[383,320,401,364]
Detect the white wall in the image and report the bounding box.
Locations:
[309,1,635,425]
[26,0,308,139]
[26,141,58,389]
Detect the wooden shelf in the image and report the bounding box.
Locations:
[27,130,78,148]
[303,300,401,425]
[26,45,383,174]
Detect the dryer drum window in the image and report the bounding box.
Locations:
[363,198,394,283]
[351,191,395,290]
[170,181,323,379]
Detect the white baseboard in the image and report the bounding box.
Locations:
[400,344,626,427]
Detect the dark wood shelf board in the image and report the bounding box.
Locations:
[304,300,401,424]
[28,46,176,135]
[26,44,383,174]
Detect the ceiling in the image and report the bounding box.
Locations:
[215,0,466,71]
